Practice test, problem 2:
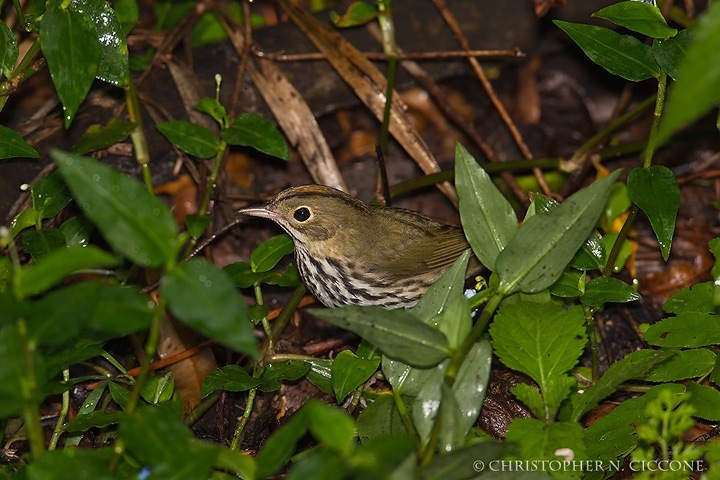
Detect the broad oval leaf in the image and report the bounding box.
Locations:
[593,1,677,39]
[455,143,517,271]
[657,2,720,143]
[250,234,294,273]
[627,165,679,261]
[645,348,716,382]
[15,246,118,298]
[72,119,136,155]
[195,97,228,126]
[645,313,720,347]
[201,365,261,397]
[161,258,258,358]
[497,171,621,294]
[21,229,67,261]
[52,150,179,267]
[33,172,73,219]
[330,350,380,403]
[554,20,660,81]
[40,6,101,127]
[156,121,219,159]
[652,29,693,81]
[69,0,129,87]
[0,125,39,159]
[309,306,450,368]
[222,113,290,161]
[0,21,18,77]
[581,276,641,306]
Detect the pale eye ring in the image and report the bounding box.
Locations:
[293,207,311,222]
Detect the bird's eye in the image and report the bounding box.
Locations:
[293,207,311,222]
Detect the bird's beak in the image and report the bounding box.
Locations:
[236,205,277,220]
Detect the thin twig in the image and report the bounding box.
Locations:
[253,48,524,62]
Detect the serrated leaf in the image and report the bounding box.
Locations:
[627,165,679,261]
[686,381,720,421]
[646,348,716,382]
[657,2,720,143]
[14,246,118,297]
[309,306,450,368]
[40,6,101,127]
[222,113,290,161]
[645,313,720,347]
[490,301,585,420]
[561,349,675,422]
[157,121,219,158]
[330,1,378,27]
[582,276,642,306]
[653,29,693,81]
[506,418,586,464]
[201,365,261,397]
[0,22,18,78]
[554,20,660,81]
[331,350,380,403]
[52,150,179,267]
[496,171,621,294]
[455,143,517,271]
[162,259,258,357]
[250,234,294,272]
[663,282,715,314]
[593,1,677,39]
[68,0,129,87]
[511,383,545,419]
[0,125,39,159]
[72,119,136,155]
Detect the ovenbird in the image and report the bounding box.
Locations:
[238,185,471,309]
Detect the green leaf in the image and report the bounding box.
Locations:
[161,259,258,358]
[455,143,517,271]
[33,172,73,219]
[490,301,585,420]
[224,261,300,288]
[592,1,677,39]
[627,165,679,261]
[69,0,129,87]
[496,170,621,294]
[437,384,465,452]
[418,442,506,480]
[331,349,380,403]
[250,234,294,272]
[657,1,720,143]
[506,418,586,465]
[10,208,39,238]
[140,372,174,404]
[686,381,720,421]
[195,97,229,126]
[157,121,220,159]
[309,306,450,368]
[582,276,642,306]
[256,403,310,478]
[664,282,715,314]
[653,29,693,81]
[185,214,211,240]
[214,448,257,480]
[108,381,129,410]
[202,365,261,397]
[645,348,716,381]
[0,325,28,417]
[257,360,309,392]
[303,358,333,394]
[64,411,125,433]
[65,381,108,446]
[305,400,356,455]
[52,150,179,267]
[554,20,660,81]
[14,246,118,297]
[330,1,378,27]
[59,215,94,248]
[121,404,219,479]
[286,449,345,480]
[357,395,407,443]
[382,356,435,397]
[603,232,633,273]
[412,250,471,325]
[40,5,101,127]
[222,113,290,161]
[72,119,136,155]
[511,383,545,419]
[27,448,119,480]
[561,349,675,422]
[548,269,585,298]
[22,229,66,260]
[451,340,492,436]
[112,0,140,35]
[0,22,18,78]
[645,313,720,347]
[0,125,39,159]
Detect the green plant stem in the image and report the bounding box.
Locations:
[199,140,228,217]
[17,318,45,457]
[253,283,274,354]
[392,390,421,447]
[109,299,165,472]
[421,293,503,464]
[583,306,600,383]
[184,391,221,426]
[49,369,71,450]
[11,0,25,27]
[644,71,667,168]
[230,387,257,450]
[125,80,153,193]
[10,37,40,79]
[265,353,318,362]
[262,284,307,357]
[567,95,655,168]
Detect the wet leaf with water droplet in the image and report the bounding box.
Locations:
[52,150,179,267]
